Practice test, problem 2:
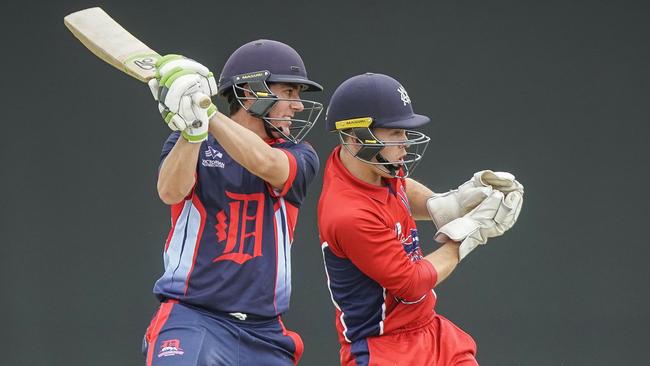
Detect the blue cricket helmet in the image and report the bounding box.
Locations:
[217,39,323,143]
[325,73,429,131]
[218,39,323,94]
[325,73,431,178]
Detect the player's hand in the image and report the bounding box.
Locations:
[149,55,218,143]
[148,54,218,102]
[158,96,215,143]
[434,190,524,261]
[426,170,524,229]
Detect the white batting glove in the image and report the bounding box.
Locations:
[426,170,525,229]
[158,94,216,143]
[434,190,524,261]
[149,55,218,143]
[148,54,218,102]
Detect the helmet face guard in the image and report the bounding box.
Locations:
[336,117,430,178]
[229,70,323,143]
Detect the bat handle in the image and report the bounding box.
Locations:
[192,93,212,109]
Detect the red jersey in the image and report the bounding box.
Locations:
[317,146,438,345]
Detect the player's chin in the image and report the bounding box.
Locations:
[272,126,291,137]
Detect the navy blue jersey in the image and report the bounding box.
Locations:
[153,132,319,317]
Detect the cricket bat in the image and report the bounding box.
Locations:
[64,7,211,108]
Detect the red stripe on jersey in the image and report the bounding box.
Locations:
[334,308,349,343]
[272,201,280,314]
[183,195,207,295]
[273,148,298,197]
[145,300,177,366]
[279,317,304,365]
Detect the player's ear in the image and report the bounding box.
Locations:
[239,83,256,108]
[341,130,362,145]
[240,83,251,97]
[349,130,363,144]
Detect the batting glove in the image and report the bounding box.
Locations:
[426,170,524,229]
[149,55,218,143]
[149,54,218,102]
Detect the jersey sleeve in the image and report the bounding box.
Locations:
[272,142,320,205]
[331,208,437,302]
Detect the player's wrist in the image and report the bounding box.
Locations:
[180,104,214,144]
[441,241,461,264]
[181,130,208,143]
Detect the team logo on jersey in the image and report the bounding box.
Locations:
[395,223,423,261]
[397,85,411,106]
[157,339,184,358]
[206,146,223,159]
[214,191,265,264]
[202,146,225,168]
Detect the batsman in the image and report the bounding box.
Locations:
[317,73,524,365]
[142,40,323,366]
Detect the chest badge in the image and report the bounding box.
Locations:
[202,146,225,168]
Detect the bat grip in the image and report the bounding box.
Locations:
[192,93,212,109]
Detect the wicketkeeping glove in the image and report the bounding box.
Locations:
[148,55,218,143]
[434,190,524,261]
[426,170,524,229]
[474,170,524,195]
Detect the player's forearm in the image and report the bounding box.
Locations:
[209,112,289,188]
[405,178,435,220]
[157,138,200,204]
[425,241,460,286]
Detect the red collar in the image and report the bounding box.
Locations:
[264,137,287,145]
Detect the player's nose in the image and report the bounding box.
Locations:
[290,99,304,112]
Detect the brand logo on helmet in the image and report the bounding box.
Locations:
[237,71,268,80]
[397,86,411,106]
[334,117,373,130]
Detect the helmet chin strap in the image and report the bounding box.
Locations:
[375,153,407,178]
[262,117,294,141]
[262,119,278,140]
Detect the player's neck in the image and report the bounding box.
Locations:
[339,147,383,186]
[231,110,271,140]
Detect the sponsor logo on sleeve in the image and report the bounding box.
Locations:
[158,339,184,358]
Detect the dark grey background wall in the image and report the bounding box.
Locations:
[1,0,648,365]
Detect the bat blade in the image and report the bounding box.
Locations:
[64,7,212,108]
[64,7,160,82]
